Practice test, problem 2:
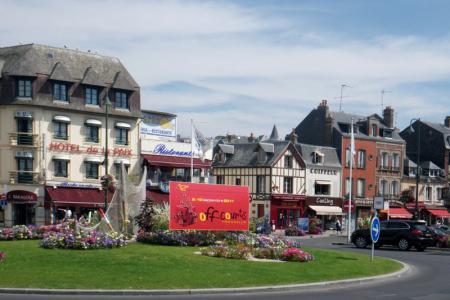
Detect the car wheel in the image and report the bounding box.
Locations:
[416,246,426,252]
[354,237,368,248]
[398,238,410,251]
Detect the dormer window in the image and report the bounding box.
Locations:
[53,82,68,101]
[258,149,266,163]
[85,86,99,105]
[284,155,293,168]
[17,78,32,98]
[312,152,323,164]
[115,90,129,109]
[371,124,377,137]
[383,129,393,138]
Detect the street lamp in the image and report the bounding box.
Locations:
[408,118,421,220]
[104,96,112,211]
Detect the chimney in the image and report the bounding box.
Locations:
[383,106,394,128]
[445,116,450,128]
[248,132,256,143]
[289,128,298,143]
[226,133,233,143]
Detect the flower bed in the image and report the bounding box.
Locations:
[136,230,217,246]
[41,230,127,250]
[0,225,38,240]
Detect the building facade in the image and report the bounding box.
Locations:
[212,131,307,228]
[0,44,141,227]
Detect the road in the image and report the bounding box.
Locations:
[1,236,449,300]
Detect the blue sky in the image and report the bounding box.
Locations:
[1,0,450,137]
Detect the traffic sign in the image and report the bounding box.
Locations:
[371,216,380,243]
[343,200,355,212]
[373,197,384,210]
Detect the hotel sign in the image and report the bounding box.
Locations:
[48,142,132,157]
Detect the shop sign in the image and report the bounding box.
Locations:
[6,190,37,202]
[169,182,249,231]
[141,111,177,138]
[153,144,192,157]
[14,111,33,118]
[354,199,373,206]
[307,196,342,207]
[309,168,338,175]
[57,182,99,189]
[271,194,306,201]
[48,142,132,157]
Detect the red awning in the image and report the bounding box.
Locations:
[143,154,211,169]
[406,202,427,209]
[427,209,450,218]
[46,187,113,208]
[381,208,413,219]
[146,190,169,204]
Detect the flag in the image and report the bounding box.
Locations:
[192,122,212,161]
[350,119,356,165]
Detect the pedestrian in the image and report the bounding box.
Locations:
[335,218,341,234]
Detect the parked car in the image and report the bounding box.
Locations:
[351,220,434,251]
[428,226,449,248]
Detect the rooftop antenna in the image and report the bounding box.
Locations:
[339,84,351,112]
[381,89,392,112]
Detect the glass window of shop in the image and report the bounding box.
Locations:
[315,182,330,195]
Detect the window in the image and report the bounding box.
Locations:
[380,180,388,196]
[115,128,129,145]
[357,150,366,169]
[392,153,400,170]
[85,162,99,179]
[345,177,352,196]
[391,181,399,196]
[437,188,443,200]
[356,179,365,197]
[380,152,389,168]
[256,175,265,193]
[17,157,33,183]
[235,178,241,186]
[85,125,99,143]
[53,82,68,101]
[115,164,129,181]
[371,124,377,137]
[315,183,330,195]
[283,177,293,194]
[345,148,351,167]
[387,222,409,229]
[54,160,68,177]
[425,187,432,201]
[115,91,128,109]
[409,167,416,177]
[313,152,323,164]
[85,87,99,105]
[284,155,293,168]
[53,121,68,140]
[257,150,266,163]
[217,175,225,185]
[17,79,32,98]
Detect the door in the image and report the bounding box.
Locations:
[17,118,32,145]
[13,204,33,225]
[257,204,265,218]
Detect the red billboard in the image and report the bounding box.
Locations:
[169,182,249,231]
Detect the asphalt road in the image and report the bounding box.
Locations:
[1,236,449,300]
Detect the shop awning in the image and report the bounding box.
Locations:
[46,187,113,208]
[146,190,169,204]
[315,180,331,185]
[142,154,211,169]
[380,208,413,219]
[309,205,343,215]
[427,209,450,218]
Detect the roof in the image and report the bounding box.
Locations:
[422,121,450,149]
[0,44,139,90]
[213,141,302,168]
[420,161,442,170]
[218,144,235,154]
[404,158,417,168]
[295,143,341,168]
[45,186,113,207]
[142,154,211,169]
[268,124,280,141]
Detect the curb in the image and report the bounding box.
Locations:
[0,259,410,296]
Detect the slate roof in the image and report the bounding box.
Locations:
[268,124,280,141]
[295,143,341,168]
[213,141,300,168]
[404,158,417,168]
[420,160,442,170]
[422,121,450,149]
[0,44,139,90]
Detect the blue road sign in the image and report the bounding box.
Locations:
[371,216,380,243]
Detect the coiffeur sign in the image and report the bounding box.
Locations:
[169,182,249,231]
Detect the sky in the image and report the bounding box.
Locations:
[1,0,450,138]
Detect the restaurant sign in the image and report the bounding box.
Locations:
[7,190,37,202]
[169,182,249,231]
[306,196,343,207]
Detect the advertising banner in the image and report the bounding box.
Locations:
[141,111,177,138]
[169,182,249,231]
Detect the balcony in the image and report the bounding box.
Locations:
[9,171,41,184]
[9,132,39,147]
[378,165,401,173]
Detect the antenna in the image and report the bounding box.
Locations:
[381,89,392,112]
[339,84,351,112]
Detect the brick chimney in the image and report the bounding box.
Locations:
[248,132,256,143]
[383,106,394,128]
[445,116,450,128]
[289,128,298,143]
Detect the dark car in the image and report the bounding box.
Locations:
[428,226,449,248]
[351,220,434,251]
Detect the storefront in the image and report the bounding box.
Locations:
[423,208,450,225]
[270,194,306,228]
[7,190,38,225]
[306,196,343,230]
[379,207,413,220]
[45,185,113,224]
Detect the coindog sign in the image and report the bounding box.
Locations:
[169,182,249,231]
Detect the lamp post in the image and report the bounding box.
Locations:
[408,118,421,220]
[104,96,112,211]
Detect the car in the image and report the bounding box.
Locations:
[351,220,434,251]
[428,226,449,248]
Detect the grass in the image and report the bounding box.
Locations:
[0,240,402,289]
